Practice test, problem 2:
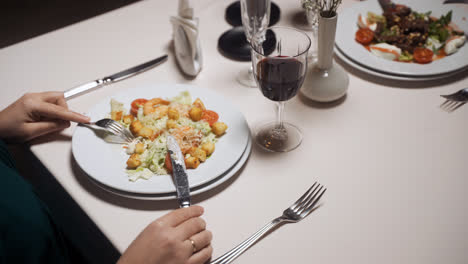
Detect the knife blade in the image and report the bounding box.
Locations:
[167,135,191,208]
[443,0,468,4]
[63,54,168,100]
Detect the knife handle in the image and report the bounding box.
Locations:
[64,80,104,100]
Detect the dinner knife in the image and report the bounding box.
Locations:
[443,0,468,3]
[63,54,168,100]
[166,135,191,208]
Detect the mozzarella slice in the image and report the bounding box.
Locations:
[444,36,466,55]
[425,37,442,51]
[357,14,377,31]
[369,43,402,61]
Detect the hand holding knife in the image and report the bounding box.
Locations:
[167,135,192,208]
[64,54,168,100]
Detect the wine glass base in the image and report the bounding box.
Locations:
[255,121,302,152]
[237,68,257,87]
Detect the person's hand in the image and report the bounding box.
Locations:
[118,206,213,264]
[0,92,90,142]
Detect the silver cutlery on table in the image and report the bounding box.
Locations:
[167,135,191,208]
[210,182,326,264]
[443,0,468,4]
[64,54,168,100]
[85,118,135,143]
[440,88,468,113]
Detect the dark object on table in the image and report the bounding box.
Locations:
[443,0,468,4]
[225,1,281,27]
[218,27,276,61]
[0,0,141,49]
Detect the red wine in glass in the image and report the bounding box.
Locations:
[256,56,305,101]
[250,26,311,152]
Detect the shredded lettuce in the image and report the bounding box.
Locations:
[127,167,154,182]
[110,98,125,113]
[119,91,223,181]
[176,117,212,135]
[171,91,192,105]
[201,133,218,145]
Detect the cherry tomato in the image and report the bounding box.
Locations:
[165,153,173,173]
[355,28,374,45]
[130,98,148,115]
[201,110,219,126]
[413,48,433,64]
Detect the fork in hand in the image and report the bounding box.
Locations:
[88,118,135,143]
[440,88,468,113]
[210,182,326,264]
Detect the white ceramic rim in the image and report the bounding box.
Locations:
[72,84,250,194]
[334,45,468,81]
[85,135,252,200]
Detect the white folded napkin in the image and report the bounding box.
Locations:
[170,0,203,77]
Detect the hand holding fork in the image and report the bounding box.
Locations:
[81,118,135,143]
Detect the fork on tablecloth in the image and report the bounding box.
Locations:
[440,88,468,113]
[210,182,327,264]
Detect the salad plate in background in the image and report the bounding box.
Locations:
[335,0,468,77]
[334,46,468,81]
[72,84,250,195]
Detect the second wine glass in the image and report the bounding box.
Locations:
[238,0,271,87]
[251,27,311,152]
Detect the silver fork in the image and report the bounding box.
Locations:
[89,118,135,143]
[210,182,326,264]
[440,88,468,113]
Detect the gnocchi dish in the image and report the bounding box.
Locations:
[109,91,228,181]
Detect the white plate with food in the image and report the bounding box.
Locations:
[334,45,468,81]
[335,0,468,77]
[86,134,252,200]
[72,84,250,194]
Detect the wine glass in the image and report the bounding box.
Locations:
[303,0,319,62]
[237,0,271,87]
[251,27,311,152]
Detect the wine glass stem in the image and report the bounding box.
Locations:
[276,101,285,129]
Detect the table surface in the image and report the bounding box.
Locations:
[1,0,468,263]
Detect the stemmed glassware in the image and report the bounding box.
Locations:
[302,0,320,62]
[251,27,311,152]
[237,0,271,87]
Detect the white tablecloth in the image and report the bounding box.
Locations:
[1,0,468,263]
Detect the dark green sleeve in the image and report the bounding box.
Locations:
[0,140,71,264]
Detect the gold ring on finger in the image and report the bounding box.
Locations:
[188,238,197,253]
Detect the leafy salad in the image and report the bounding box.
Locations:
[109,91,228,182]
[356,4,466,63]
